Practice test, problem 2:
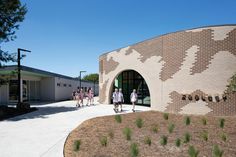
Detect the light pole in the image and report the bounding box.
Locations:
[17,48,31,108]
[79,71,86,90]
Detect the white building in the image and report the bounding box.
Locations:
[0,65,98,105]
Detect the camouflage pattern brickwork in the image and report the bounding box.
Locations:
[99,25,236,116]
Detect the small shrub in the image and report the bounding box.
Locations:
[73,140,81,151]
[130,143,139,157]
[219,118,225,129]
[200,131,208,142]
[201,117,207,125]
[212,144,224,157]
[136,117,143,128]
[183,132,191,143]
[144,136,152,146]
[115,115,122,123]
[123,127,132,140]
[108,129,114,139]
[175,138,181,147]
[160,135,168,146]
[184,116,191,126]
[100,136,108,147]
[163,113,169,120]
[188,145,199,157]
[151,124,159,133]
[168,123,175,134]
[220,132,227,142]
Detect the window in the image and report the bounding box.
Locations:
[69,84,72,87]
[64,84,67,87]
[57,83,60,87]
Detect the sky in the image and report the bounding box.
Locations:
[2,0,236,78]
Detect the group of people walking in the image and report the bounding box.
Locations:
[112,88,138,113]
[72,87,94,107]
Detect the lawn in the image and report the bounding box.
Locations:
[64,111,236,157]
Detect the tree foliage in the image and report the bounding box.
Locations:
[0,0,27,66]
[82,73,99,82]
[226,73,236,93]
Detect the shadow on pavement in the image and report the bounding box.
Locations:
[5,106,77,121]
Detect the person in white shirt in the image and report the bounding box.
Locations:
[130,89,138,112]
[118,88,124,112]
[112,88,119,113]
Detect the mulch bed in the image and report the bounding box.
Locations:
[64,111,236,157]
[0,105,37,121]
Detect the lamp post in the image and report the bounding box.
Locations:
[79,71,86,90]
[17,48,31,108]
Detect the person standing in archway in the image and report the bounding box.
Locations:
[118,88,124,112]
[130,89,138,112]
[112,88,119,113]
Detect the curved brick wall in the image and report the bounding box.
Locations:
[99,25,236,116]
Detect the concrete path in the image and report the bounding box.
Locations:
[0,98,150,157]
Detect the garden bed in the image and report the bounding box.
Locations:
[64,111,236,157]
[0,105,37,121]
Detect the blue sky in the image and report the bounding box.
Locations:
[2,0,236,77]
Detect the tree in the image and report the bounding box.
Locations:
[82,73,99,83]
[226,73,236,93]
[0,0,27,66]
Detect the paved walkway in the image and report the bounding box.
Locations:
[0,98,150,157]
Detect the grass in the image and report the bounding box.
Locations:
[144,136,151,146]
[212,144,224,157]
[100,136,108,147]
[130,143,139,157]
[151,124,159,133]
[200,130,208,142]
[163,113,169,120]
[108,129,114,139]
[168,123,175,134]
[123,127,132,140]
[188,145,199,157]
[184,116,191,126]
[183,132,191,143]
[175,138,181,147]
[73,140,81,151]
[219,118,225,129]
[160,135,168,146]
[115,115,122,123]
[220,132,227,142]
[136,117,143,128]
[201,117,207,125]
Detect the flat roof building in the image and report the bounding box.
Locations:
[0,65,98,104]
[99,24,236,116]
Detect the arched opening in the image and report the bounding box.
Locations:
[110,70,150,106]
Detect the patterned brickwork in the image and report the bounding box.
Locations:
[99,25,236,116]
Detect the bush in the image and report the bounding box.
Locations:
[163,113,169,120]
[123,127,132,140]
[219,118,225,129]
[184,116,191,126]
[188,145,199,157]
[136,117,143,128]
[168,123,175,134]
[183,132,191,143]
[144,136,152,146]
[160,135,168,146]
[201,117,207,125]
[151,124,159,133]
[115,115,122,123]
[200,131,208,142]
[130,143,139,157]
[100,136,108,147]
[73,140,81,151]
[212,145,224,157]
[175,138,181,147]
[108,129,114,139]
[220,132,227,142]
